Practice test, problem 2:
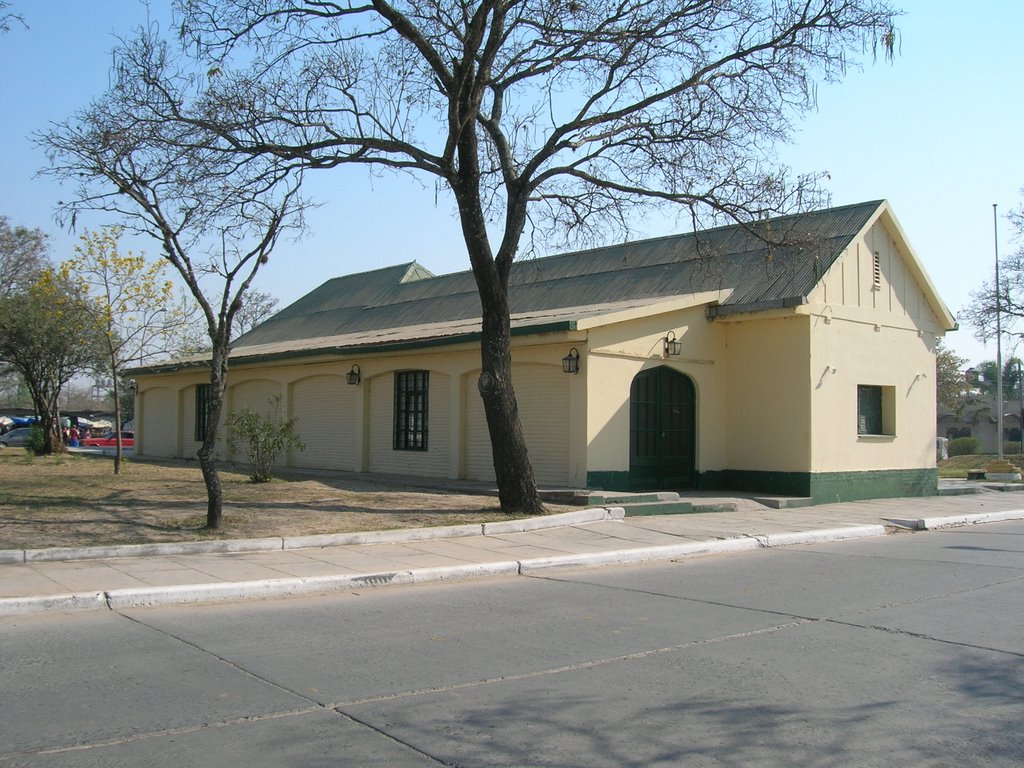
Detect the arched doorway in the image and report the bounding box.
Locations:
[629,367,696,491]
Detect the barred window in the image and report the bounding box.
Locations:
[194,384,211,442]
[857,385,882,435]
[394,371,429,451]
[857,384,895,436]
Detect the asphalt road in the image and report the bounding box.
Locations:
[2,520,1022,767]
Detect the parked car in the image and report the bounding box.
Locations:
[0,427,34,448]
[81,431,135,448]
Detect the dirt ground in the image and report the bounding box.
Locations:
[0,451,575,550]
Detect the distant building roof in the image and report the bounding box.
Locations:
[938,395,1024,424]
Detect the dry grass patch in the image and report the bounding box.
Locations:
[938,453,1024,479]
[0,451,566,550]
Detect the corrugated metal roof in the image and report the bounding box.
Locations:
[232,200,883,354]
[122,200,880,374]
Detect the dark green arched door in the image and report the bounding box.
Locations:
[629,367,696,491]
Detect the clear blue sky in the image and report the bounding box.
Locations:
[1,1,1021,366]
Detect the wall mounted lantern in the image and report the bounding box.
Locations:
[664,331,682,356]
[562,348,580,374]
[346,364,362,385]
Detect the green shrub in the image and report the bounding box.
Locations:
[24,426,45,455]
[947,437,980,457]
[227,395,304,483]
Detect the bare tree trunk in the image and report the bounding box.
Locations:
[111,374,123,475]
[450,98,545,514]
[477,284,544,515]
[199,346,229,530]
[53,397,65,454]
[31,387,60,454]
[198,444,223,529]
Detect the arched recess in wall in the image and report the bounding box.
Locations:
[225,378,283,462]
[367,369,451,477]
[290,373,356,471]
[139,386,177,458]
[464,363,570,486]
[228,378,282,414]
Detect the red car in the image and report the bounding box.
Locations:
[82,431,135,448]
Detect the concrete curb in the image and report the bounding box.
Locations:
[408,561,522,584]
[482,506,624,534]
[0,507,625,565]
[104,571,420,610]
[281,525,482,551]
[0,523,894,617]
[754,525,887,547]
[887,509,1024,531]
[22,537,287,564]
[517,537,761,573]
[0,592,109,615]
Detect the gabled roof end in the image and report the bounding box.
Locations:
[400,262,436,283]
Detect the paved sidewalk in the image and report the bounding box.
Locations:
[2,488,1024,616]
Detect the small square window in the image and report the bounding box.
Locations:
[857,384,895,436]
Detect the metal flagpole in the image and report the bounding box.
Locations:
[995,203,1004,460]
[986,204,1018,479]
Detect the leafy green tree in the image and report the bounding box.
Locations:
[936,340,969,412]
[0,372,32,408]
[227,395,304,483]
[1005,358,1024,399]
[968,359,1023,399]
[56,227,191,473]
[0,275,107,453]
[0,216,49,299]
[169,0,897,514]
[1,219,57,416]
[116,377,136,424]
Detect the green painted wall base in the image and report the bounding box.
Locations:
[587,468,938,504]
[806,468,938,504]
[700,468,939,503]
[586,471,631,492]
[619,501,696,516]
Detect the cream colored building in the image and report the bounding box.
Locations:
[130,200,956,503]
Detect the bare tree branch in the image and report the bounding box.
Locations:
[73,0,896,514]
[37,27,308,528]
